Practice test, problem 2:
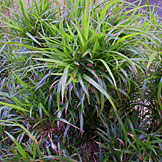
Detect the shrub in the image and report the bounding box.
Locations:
[0,0,161,161]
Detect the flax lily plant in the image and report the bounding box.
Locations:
[0,0,161,161]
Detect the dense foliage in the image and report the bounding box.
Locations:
[0,0,161,161]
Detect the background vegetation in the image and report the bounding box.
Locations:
[0,0,161,161]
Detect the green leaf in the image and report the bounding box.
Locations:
[12,72,28,89]
[39,103,51,118]
[78,74,89,98]
[61,66,69,102]
[116,33,142,44]
[98,59,117,88]
[83,0,89,40]
[57,77,62,110]
[100,0,119,20]
[83,74,117,111]
[57,118,82,131]
[19,0,30,25]
[33,58,66,66]
[12,122,39,145]
[147,53,157,69]
[0,102,29,112]
[110,51,137,72]
[114,111,128,145]
[80,110,84,134]
[100,93,105,115]
[71,21,85,47]
[93,37,100,52]
[26,32,42,46]
[2,21,22,32]
[158,79,162,109]
[66,22,75,38]
[5,131,28,161]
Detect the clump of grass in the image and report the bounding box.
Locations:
[0,0,161,161]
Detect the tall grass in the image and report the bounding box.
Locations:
[0,0,161,161]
